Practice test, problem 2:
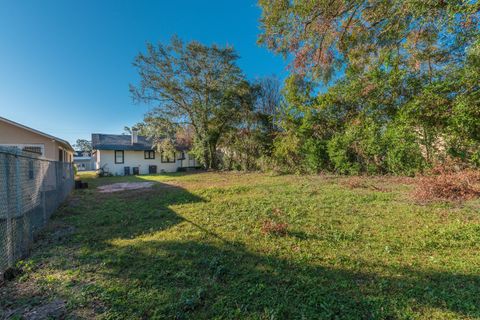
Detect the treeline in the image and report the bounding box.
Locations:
[131,1,479,175]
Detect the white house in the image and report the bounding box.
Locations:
[73,151,95,171]
[91,132,199,175]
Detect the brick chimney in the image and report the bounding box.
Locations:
[131,130,138,145]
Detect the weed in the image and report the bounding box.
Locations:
[261,219,289,236]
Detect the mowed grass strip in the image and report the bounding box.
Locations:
[1,172,479,319]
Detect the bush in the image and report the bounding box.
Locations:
[384,123,426,176]
[272,131,304,173]
[302,138,329,173]
[327,119,384,175]
[327,132,361,174]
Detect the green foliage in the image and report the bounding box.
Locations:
[384,123,426,176]
[302,137,328,173]
[272,129,303,172]
[215,76,283,171]
[73,139,92,152]
[327,132,361,175]
[259,0,479,175]
[326,118,384,175]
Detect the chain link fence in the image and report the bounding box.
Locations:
[0,146,74,276]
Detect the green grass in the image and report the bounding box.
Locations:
[2,172,480,319]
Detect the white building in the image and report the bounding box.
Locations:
[73,151,95,171]
[91,132,199,175]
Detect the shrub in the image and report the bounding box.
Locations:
[327,118,385,175]
[272,131,304,173]
[302,138,329,173]
[327,132,361,175]
[384,123,426,176]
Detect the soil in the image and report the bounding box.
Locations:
[97,182,155,193]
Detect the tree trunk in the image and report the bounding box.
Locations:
[209,142,218,169]
[202,139,211,169]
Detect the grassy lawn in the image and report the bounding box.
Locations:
[2,172,480,319]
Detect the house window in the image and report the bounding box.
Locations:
[177,152,185,160]
[23,146,42,155]
[58,149,63,162]
[161,152,176,163]
[144,150,155,159]
[115,150,124,164]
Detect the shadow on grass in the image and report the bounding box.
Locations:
[67,178,203,246]
[79,237,480,319]
[79,171,203,189]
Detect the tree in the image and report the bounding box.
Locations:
[123,124,148,136]
[255,76,282,122]
[253,76,283,143]
[259,1,480,174]
[258,0,479,83]
[130,37,252,169]
[73,139,92,152]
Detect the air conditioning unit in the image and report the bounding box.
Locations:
[149,165,157,174]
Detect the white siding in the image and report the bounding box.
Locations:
[96,150,198,175]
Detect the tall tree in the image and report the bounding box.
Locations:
[258,0,479,83]
[73,139,92,152]
[130,37,252,169]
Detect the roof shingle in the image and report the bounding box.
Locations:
[91,134,190,151]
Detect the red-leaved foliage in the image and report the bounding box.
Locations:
[414,169,480,202]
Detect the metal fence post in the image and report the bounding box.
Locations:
[16,156,30,257]
[5,154,14,268]
[41,172,47,226]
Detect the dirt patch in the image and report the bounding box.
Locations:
[22,299,66,320]
[341,176,399,192]
[97,182,155,193]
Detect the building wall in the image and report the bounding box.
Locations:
[96,150,199,175]
[0,120,73,162]
[53,141,74,163]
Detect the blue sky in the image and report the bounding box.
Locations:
[0,0,287,146]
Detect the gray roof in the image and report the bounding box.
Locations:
[92,133,190,151]
[92,134,153,151]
